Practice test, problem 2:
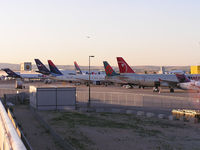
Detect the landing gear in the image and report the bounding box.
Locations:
[139,86,145,89]
[153,87,159,92]
[105,82,108,87]
[170,88,174,93]
[153,81,160,92]
[123,84,133,89]
[128,84,133,89]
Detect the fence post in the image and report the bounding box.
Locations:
[126,94,127,106]
[111,93,112,104]
[104,93,106,104]
[142,95,144,107]
[118,94,119,105]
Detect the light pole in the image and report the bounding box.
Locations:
[88,55,95,108]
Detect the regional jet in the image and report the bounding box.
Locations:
[1,68,43,80]
[116,57,200,92]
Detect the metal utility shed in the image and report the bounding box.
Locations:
[29,86,76,110]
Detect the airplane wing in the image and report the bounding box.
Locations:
[159,78,179,87]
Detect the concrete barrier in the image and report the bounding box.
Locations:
[0,101,26,150]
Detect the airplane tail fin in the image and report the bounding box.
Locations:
[74,61,82,74]
[103,61,118,76]
[116,57,135,73]
[48,60,63,75]
[35,59,51,75]
[175,74,190,83]
[1,68,21,78]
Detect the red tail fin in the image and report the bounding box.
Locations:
[116,57,135,73]
[74,61,82,74]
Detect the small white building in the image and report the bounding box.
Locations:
[20,62,32,71]
[29,86,76,110]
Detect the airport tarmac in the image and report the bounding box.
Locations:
[0,80,199,98]
[1,80,200,113]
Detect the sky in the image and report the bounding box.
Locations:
[1,0,200,66]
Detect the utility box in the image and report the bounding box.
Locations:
[191,66,200,74]
[15,79,24,89]
[21,62,32,71]
[29,86,76,110]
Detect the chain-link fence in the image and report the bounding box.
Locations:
[77,91,200,109]
[0,88,199,110]
[0,89,19,97]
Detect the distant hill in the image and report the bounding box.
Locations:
[0,63,20,71]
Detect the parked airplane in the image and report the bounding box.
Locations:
[158,66,185,74]
[160,74,200,92]
[35,59,51,75]
[35,59,86,83]
[48,60,106,85]
[1,68,21,78]
[116,57,200,92]
[47,60,77,82]
[103,61,127,85]
[117,57,135,73]
[34,59,55,84]
[1,68,43,80]
[116,57,181,92]
[175,74,200,91]
[168,70,185,74]
[73,62,106,84]
[74,61,83,74]
[74,61,104,75]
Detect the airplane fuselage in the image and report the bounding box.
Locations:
[114,73,200,88]
[118,73,178,87]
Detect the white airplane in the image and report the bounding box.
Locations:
[115,57,200,92]
[103,61,129,85]
[74,61,105,76]
[158,66,185,74]
[168,70,185,74]
[48,60,106,85]
[175,74,200,91]
[1,68,44,80]
[160,74,200,92]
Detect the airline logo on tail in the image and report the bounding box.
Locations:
[103,61,118,76]
[35,59,51,75]
[116,57,135,73]
[74,61,82,74]
[2,68,21,78]
[48,60,63,76]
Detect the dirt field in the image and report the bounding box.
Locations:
[38,110,200,150]
[11,104,200,150]
[13,105,63,150]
